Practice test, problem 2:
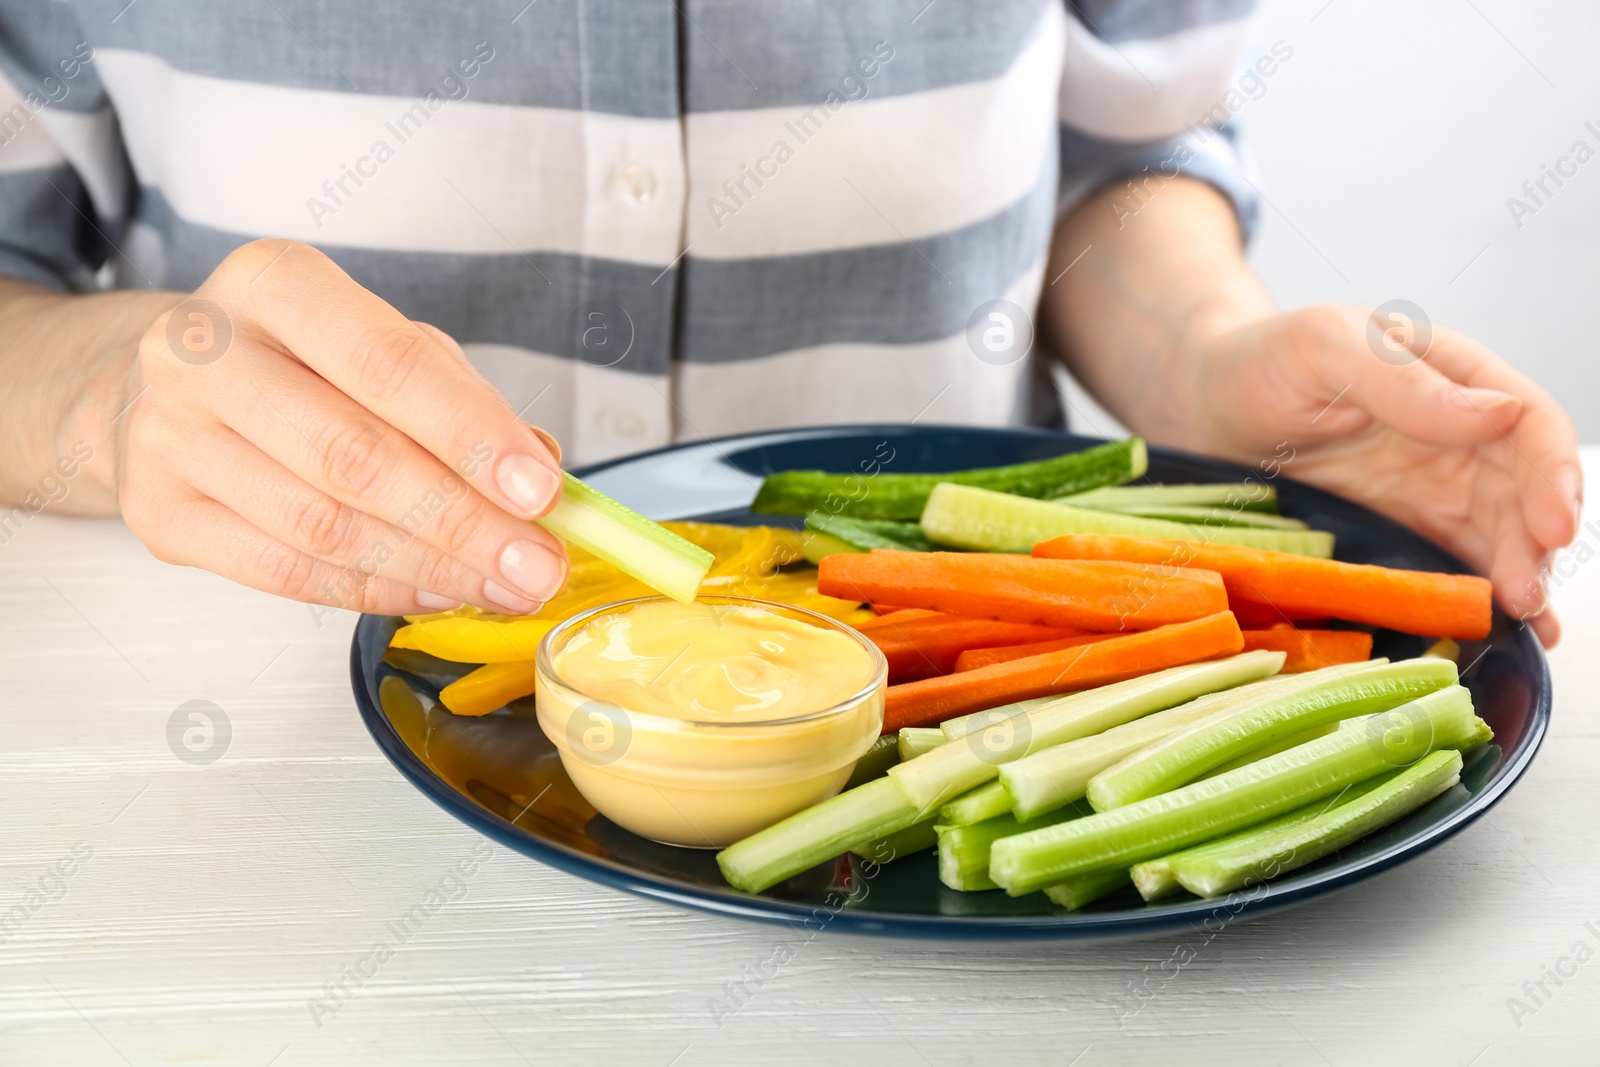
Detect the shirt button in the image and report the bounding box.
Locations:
[613,163,658,204]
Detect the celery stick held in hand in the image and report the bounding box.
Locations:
[0,4,1577,642]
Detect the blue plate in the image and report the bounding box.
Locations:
[351,426,1550,938]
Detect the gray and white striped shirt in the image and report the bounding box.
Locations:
[0,0,1260,466]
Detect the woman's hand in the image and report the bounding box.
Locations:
[80,240,569,617]
[1168,304,1580,647]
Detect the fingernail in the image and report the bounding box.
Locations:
[529,426,563,464]
[495,452,561,517]
[1448,387,1521,413]
[499,538,567,601]
[481,579,539,615]
[415,590,462,611]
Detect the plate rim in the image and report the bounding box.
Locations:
[350,424,1552,939]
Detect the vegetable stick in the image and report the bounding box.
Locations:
[881,611,1246,732]
[1241,628,1373,672]
[854,608,941,629]
[859,613,1087,683]
[817,551,1229,633]
[953,633,1115,672]
[1034,534,1493,640]
[438,661,539,717]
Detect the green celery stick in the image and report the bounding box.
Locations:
[1199,722,1338,778]
[887,652,1285,811]
[804,513,935,553]
[898,727,947,761]
[1085,505,1310,531]
[936,803,1090,891]
[844,734,901,790]
[538,472,713,603]
[939,696,1059,740]
[751,438,1147,520]
[1130,773,1394,901]
[1043,869,1132,911]
[1056,483,1278,514]
[997,665,1357,821]
[1086,658,1458,811]
[1171,749,1465,898]
[850,818,938,864]
[939,781,1013,826]
[717,778,931,893]
[989,686,1483,895]
[920,483,1335,558]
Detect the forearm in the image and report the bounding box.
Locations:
[1041,177,1274,448]
[0,280,182,513]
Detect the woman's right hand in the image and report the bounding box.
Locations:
[101,239,569,618]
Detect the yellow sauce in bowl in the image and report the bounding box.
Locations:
[535,597,885,847]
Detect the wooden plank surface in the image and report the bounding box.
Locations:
[2,454,1597,1066]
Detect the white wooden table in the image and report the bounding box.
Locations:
[3,450,1598,1067]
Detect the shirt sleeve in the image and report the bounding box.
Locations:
[1056,0,1263,240]
[0,2,131,290]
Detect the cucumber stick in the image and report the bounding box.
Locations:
[997,664,1360,822]
[1169,749,1464,898]
[1088,505,1310,531]
[1057,483,1278,513]
[851,818,939,864]
[898,727,947,761]
[804,513,935,553]
[717,778,932,893]
[539,472,713,603]
[886,652,1286,810]
[989,685,1484,895]
[937,803,1089,891]
[1086,657,1458,811]
[751,438,1148,520]
[921,483,1335,558]
[1130,772,1395,901]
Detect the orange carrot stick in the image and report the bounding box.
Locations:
[817,551,1227,633]
[1241,629,1373,672]
[1033,534,1492,640]
[858,613,1085,684]
[870,602,917,616]
[853,608,942,630]
[1228,599,1329,630]
[952,633,1115,672]
[881,611,1245,732]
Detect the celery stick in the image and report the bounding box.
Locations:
[717,778,930,893]
[920,483,1335,557]
[1085,505,1310,531]
[1057,483,1279,514]
[998,666,1354,821]
[1129,773,1393,901]
[1199,722,1338,778]
[751,437,1148,520]
[1171,750,1464,898]
[898,727,947,761]
[1086,658,1458,811]
[1044,869,1132,911]
[940,696,1058,740]
[844,734,901,790]
[989,686,1482,895]
[539,472,713,603]
[936,804,1089,891]
[804,513,935,553]
[851,818,938,864]
[887,652,1286,811]
[939,781,1013,826]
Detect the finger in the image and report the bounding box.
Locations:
[146,491,444,615]
[1290,308,1520,449]
[189,338,570,607]
[1425,326,1581,552]
[175,424,555,614]
[224,240,564,520]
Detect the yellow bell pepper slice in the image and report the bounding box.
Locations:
[439,661,542,717]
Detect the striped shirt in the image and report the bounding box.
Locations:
[0,0,1259,467]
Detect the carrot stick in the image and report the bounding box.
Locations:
[1033,534,1492,640]
[870,602,916,615]
[859,613,1085,684]
[1228,599,1329,630]
[882,611,1245,732]
[854,608,942,631]
[817,551,1227,633]
[1241,629,1373,672]
[952,633,1115,672]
